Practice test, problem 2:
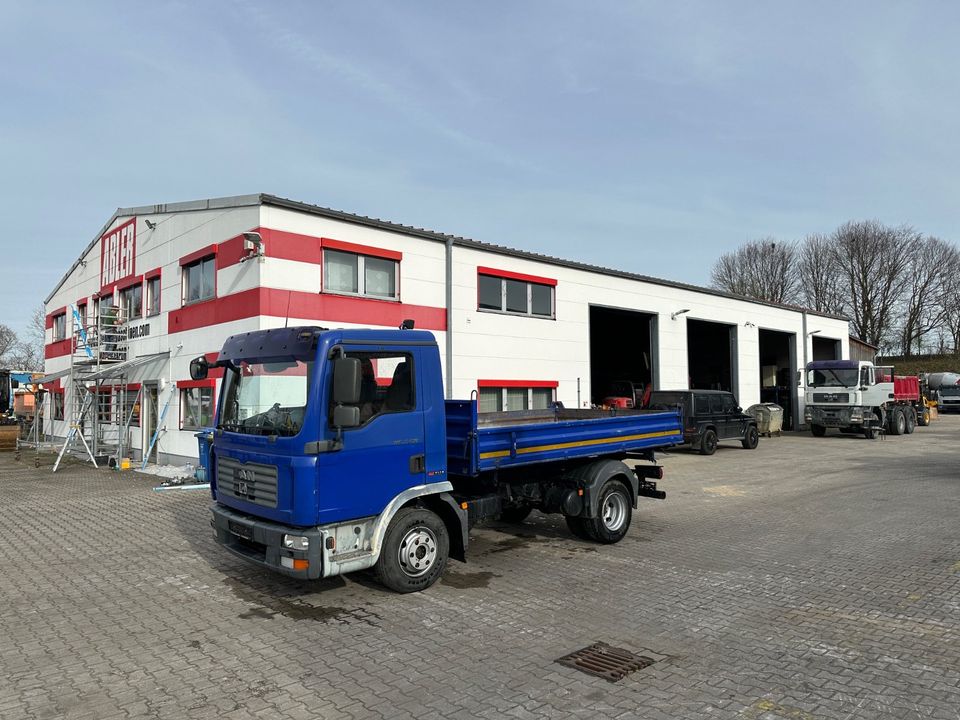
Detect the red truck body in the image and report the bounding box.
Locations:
[893,375,920,403]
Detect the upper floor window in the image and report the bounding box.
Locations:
[182,256,215,304]
[120,283,142,320]
[145,275,161,316]
[52,313,67,341]
[477,268,555,318]
[76,303,87,328]
[324,249,398,300]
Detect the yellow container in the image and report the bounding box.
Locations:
[120,458,131,470]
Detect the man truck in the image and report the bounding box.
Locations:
[192,325,684,593]
[804,360,930,439]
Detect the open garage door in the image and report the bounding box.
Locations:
[759,329,797,430]
[687,319,736,393]
[589,306,656,407]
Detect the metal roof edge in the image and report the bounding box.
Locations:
[260,193,849,323]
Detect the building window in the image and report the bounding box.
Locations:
[181,387,214,430]
[145,275,161,316]
[478,386,555,413]
[97,391,113,424]
[76,303,87,328]
[477,270,555,318]
[182,256,215,304]
[123,389,141,426]
[52,312,66,341]
[120,283,142,320]
[52,392,64,421]
[324,249,398,300]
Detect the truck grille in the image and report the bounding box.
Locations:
[217,456,278,509]
[813,393,849,403]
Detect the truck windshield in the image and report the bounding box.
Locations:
[807,368,859,387]
[941,387,960,396]
[220,359,312,436]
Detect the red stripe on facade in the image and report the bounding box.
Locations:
[46,306,66,329]
[168,288,446,334]
[477,266,557,287]
[144,267,162,280]
[321,237,402,262]
[116,274,144,291]
[217,228,325,267]
[177,379,217,389]
[478,379,559,388]
[179,244,219,267]
[44,339,72,359]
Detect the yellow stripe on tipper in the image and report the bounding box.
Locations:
[479,430,681,460]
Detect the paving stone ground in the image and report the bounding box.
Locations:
[1,416,959,719]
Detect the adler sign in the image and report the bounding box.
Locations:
[100,218,137,290]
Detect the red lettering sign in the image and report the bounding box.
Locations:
[100,218,137,291]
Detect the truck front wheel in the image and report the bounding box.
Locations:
[810,424,826,437]
[583,479,632,544]
[374,507,449,593]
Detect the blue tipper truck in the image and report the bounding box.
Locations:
[191,324,683,593]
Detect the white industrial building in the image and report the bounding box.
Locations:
[41,194,849,465]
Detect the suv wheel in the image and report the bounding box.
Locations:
[741,425,759,450]
[810,424,826,437]
[699,429,718,456]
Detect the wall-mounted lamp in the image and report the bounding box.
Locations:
[241,231,266,262]
[79,259,87,268]
[744,321,756,328]
[670,308,691,320]
[807,329,821,337]
[144,219,157,230]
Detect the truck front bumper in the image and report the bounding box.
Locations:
[211,504,324,580]
[805,405,867,428]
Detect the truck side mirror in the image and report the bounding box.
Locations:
[332,357,361,405]
[10,380,18,389]
[332,405,360,428]
[189,356,210,380]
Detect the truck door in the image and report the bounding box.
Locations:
[317,346,426,525]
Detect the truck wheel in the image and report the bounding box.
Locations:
[565,515,595,541]
[583,479,632,544]
[863,427,877,440]
[374,507,448,593]
[889,408,905,436]
[741,425,759,449]
[904,409,916,434]
[498,506,533,523]
[918,407,930,426]
[810,424,826,437]
[699,430,718,455]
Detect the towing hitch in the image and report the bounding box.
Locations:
[633,465,666,500]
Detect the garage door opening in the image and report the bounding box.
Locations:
[759,329,797,430]
[589,306,656,407]
[812,336,841,361]
[687,319,736,393]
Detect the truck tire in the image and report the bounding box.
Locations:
[565,515,595,541]
[582,479,632,544]
[889,408,906,436]
[904,409,916,434]
[498,506,533,524]
[741,425,759,449]
[917,406,930,427]
[374,507,449,593]
[810,424,826,437]
[863,427,877,440]
[699,429,718,455]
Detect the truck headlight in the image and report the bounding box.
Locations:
[850,407,863,419]
[282,534,310,551]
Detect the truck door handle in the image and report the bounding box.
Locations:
[409,454,425,474]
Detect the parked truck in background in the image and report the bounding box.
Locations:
[804,360,931,439]
[192,325,684,593]
[928,372,960,413]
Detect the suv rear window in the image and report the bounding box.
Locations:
[694,395,710,415]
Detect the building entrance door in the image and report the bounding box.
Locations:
[142,384,160,464]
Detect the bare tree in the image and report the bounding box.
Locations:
[832,220,918,348]
[939,248,960,352]
[710,237,798,304]
[7,305,45,370]
[796,233,847,316]
[0,324,17,362]
[898,237,955,356]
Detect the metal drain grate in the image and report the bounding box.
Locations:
[555,642,655,682]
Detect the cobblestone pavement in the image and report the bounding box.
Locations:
[2,417,959,720]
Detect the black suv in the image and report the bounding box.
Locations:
[647,390,759,455]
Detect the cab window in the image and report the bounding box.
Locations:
[694,395,710,415]
[331,351,415,427]
[721,394,738,413]
[708,395,724,414]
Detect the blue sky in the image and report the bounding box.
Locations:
[2,1,958,334]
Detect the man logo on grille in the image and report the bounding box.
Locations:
[236,468,254,497]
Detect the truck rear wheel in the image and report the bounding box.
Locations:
[810,424,826,437]
[904,409,916,434]
[374,507,449,593]
[889,408,906,435]
[582,479,632,544]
